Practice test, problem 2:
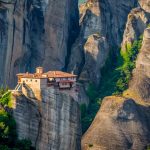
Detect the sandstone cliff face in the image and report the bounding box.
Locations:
[1,0,150,149]
[0,0,79,87]
[121,7,150,51]
[82,7,150,150]
[12,88,81,150]
[68,0,138,85]
[139,0,150,13]
[82,97,150,150]
[125,27,150,102]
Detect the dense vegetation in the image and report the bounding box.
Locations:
[0,88,33,150]
[81,36,143,133]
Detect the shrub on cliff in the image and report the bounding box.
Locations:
[81,36,143,133]
[115,36,143,94]
[16,139,33,150]
[0,89,33,150]
[0,145,9,150]
[0,91,11,107]
[99,35,143,96]
[0,109,17,145]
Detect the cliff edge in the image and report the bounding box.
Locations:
[12,88,81,150]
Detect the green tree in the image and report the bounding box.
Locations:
[0,109,17,145]
[0,89,33,149]
[16,139,32,150]
[0,145,9,150]
[0,91,11,106]
[81,36,143,133]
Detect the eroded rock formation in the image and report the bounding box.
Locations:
[121,7,150,51]
[82,13,150,150]
[12,88,81,150]
[0,0,79,87]
[82,97,150,150]
[1,0,150,149]
[68,0,138,85]
[125,27,150,102]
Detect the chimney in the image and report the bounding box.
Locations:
[36,67,44,74]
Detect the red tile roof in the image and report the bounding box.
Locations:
[44,71,77,78]
[17,71,77,79]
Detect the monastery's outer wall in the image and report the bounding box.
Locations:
[21,78,47,100]
[21,78,41,89]
[40,78,47,88]
[19,76,77,100]
[55,77,76,82]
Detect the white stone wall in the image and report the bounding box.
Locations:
[21,78,40,89]
[21,78,47,100]
[55,77,76,82]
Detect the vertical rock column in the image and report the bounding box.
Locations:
[37,88,81,150]
[0,0,79,88]
[12,88,81,150]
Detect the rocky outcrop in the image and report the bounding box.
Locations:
[82,13,150,150]
[68,0,138,85]
[139,0,150,13]
[82,97,150,150]
[0,0,79,87]
[79,33,109,83]
[121,7,150,51]
[1,0,150,149]
[0,0,146,88]
[124,27,150,102]
[12,88,81,150]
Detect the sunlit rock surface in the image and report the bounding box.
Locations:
[68,0,137,85]
[12,88,81,150]
[82,19,150,150]
[82,97,150,150]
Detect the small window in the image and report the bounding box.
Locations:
[35,80,37,82]
[30,79,32,82]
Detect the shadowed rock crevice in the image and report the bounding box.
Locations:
[0,8,8,84]
[0,0,79,88]
[68,0,138,86]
